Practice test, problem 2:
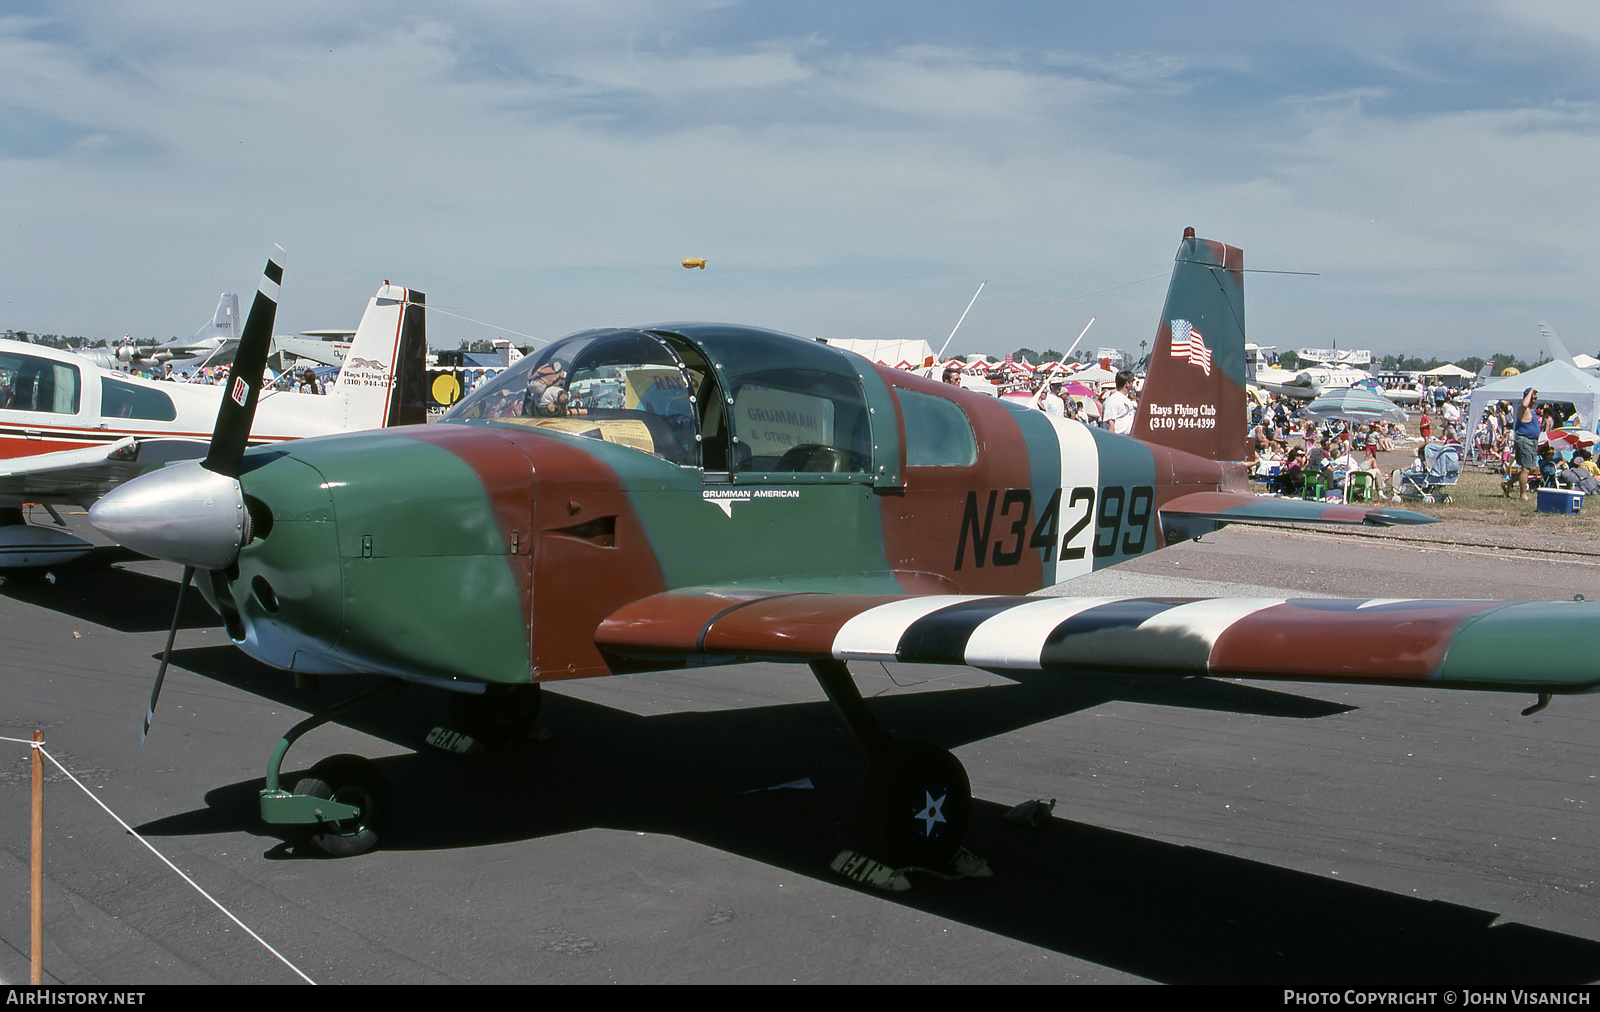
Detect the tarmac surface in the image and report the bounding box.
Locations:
[2,520,1598,985]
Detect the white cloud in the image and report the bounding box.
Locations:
[0,2,1594,360]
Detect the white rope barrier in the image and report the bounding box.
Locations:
[7,734,316,985]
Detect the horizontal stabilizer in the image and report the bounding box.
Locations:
[596,589,1600,695]
[1160,490,1436,528]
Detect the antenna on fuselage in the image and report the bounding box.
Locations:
[935,281,986,361]
[1060,317,1095,363]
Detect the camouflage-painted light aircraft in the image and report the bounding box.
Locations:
[90,231,1600,865]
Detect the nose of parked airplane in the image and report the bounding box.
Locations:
[90,460,250,570]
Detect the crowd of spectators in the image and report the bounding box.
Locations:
[151,362,330,394]
[945,358,1600,508]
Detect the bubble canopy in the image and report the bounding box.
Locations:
[444,324,890,479]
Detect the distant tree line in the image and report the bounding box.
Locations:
[3,330,78,349]
[1378,353,1532,374]
[1262,349,1537,374]
[1009,347,1065,363]
[3,330,164,350]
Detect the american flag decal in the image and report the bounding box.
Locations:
[1169,319,1212,376]
[230,376,249,407]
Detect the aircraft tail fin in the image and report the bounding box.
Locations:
[189,292,241,345]
[327,284,429,429]
[1538,322,1576,366]
[1129,228,1247,462]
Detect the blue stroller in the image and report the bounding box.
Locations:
[1395,442,1461,504]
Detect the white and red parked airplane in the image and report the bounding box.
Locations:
[0,253,427,569]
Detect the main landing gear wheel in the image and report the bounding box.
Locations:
[861,742,972,868]
[447,684,543,751]
[293,754,391,857]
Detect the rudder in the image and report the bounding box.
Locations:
[328,284,428,429]
[1129,228,1247,462]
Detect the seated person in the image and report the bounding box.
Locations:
[1277,447,1307,494]
[1537,445,1560,489]
[1306,437,1332,475]
[1253,445,1283,476]
[1392,444,1428,499]
[1329,449,1382,501]
[1575,448,1600,478]
[519,361,569,417]
[1558,461,1600,495]
[1249,425,1273,458]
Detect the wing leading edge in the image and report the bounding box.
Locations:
[597,589,1600,695]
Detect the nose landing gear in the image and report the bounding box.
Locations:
[291,753,392,857]
[258,680,403,857]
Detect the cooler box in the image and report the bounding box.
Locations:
[1537,488,1584,515]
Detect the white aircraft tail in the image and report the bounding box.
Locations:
[189,292,241,345]
[326,284,429,429]
[1538,322,1576,367]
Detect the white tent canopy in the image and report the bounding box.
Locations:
[1069,366,1117,386]
[1419,363,1475,378]
[1466,360,1600,442]
[824,338,934,366]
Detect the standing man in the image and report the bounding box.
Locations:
[942,364,963,388]
[1511,387,1540,502]
[1103,370,1137,434]
[1034,378,1065,417]
[1441,397,1461,440]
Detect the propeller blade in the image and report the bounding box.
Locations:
[203,247,284,479]
[144,565,195,744]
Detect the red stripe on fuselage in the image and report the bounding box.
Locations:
[875,368,1045,595]
[0,427,292,461]
[396,422,671,681]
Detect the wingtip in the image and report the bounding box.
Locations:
[1360,507,1440,526]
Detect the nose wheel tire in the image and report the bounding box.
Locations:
[293,754,391,857]
[860,742,971,869]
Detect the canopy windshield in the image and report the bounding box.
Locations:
[445,329,700,465]
[446,324,880,478]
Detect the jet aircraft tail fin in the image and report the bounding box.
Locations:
[327,284,429,429]
[189,292,241,346]
[1128,229,1247,462]
[1538,322,1576,367]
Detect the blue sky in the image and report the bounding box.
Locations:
[1,1,1596,362]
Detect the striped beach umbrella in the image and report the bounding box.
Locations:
[1540,427,1598,452]
[1305,385,1408,424]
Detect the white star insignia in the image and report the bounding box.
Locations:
[914,790,948,836]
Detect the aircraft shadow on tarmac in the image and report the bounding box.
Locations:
[0,548,215,634]
[132,644,1600,985]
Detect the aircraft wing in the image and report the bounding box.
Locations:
[0,437,208,505]
[597,589,1600,696]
